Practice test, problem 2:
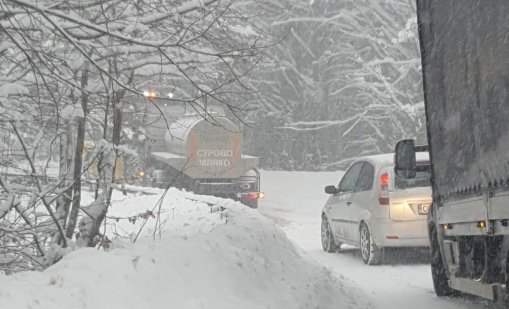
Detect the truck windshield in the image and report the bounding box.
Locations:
[394,165,431,189]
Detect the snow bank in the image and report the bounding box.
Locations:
[0,188,371,309]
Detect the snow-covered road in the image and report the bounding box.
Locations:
[259,171,491,309]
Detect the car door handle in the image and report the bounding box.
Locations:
[346,201,352,206]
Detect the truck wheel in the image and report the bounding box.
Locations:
[430,225,458,296]
[248,199,258,209]
[360,223,383,265]
[321,216,339,253]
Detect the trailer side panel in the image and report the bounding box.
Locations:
[417,0,509,201]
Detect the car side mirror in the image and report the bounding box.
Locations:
[325,185,338,195]
[394,139,417,178]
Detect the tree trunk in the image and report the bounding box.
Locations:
[85,89,124,246]
[66,66,89,239]
[55,124,73,244]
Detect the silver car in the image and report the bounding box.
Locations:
[321,153,431,265]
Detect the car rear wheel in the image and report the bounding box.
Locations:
[430,225,458,296]
[360,223,383,265]
[321,216,339,253]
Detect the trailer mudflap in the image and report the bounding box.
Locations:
[449,278,502,301]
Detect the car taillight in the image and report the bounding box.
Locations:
[378,172,389,205]
[248,192,265,200]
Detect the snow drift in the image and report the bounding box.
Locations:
[0,188,371,309]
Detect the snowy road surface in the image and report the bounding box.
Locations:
[259,170,492,309]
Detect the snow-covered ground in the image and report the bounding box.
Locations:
[0,170,497,308]
[259,170,492,309]
[0,188,371,309]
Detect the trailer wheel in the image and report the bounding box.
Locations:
[506,252,509,308]
[430,225,458,297]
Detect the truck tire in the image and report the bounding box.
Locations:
[321,216,339,253]
[360,223,383,265]
[430,225,458,297]
[246,199,258,209]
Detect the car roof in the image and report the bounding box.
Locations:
[352,152,430,168]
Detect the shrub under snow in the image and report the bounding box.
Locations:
[0,188,371,309]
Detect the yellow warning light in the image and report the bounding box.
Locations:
[477,221,486,229]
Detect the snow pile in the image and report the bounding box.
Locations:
[0,189,371,309]
[0,82,28,97]
[81,187,236,241]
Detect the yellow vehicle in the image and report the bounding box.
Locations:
[83,141,125,183]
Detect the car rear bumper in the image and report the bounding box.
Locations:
[369,218,429,248]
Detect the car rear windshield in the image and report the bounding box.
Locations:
[394,164,431,189]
